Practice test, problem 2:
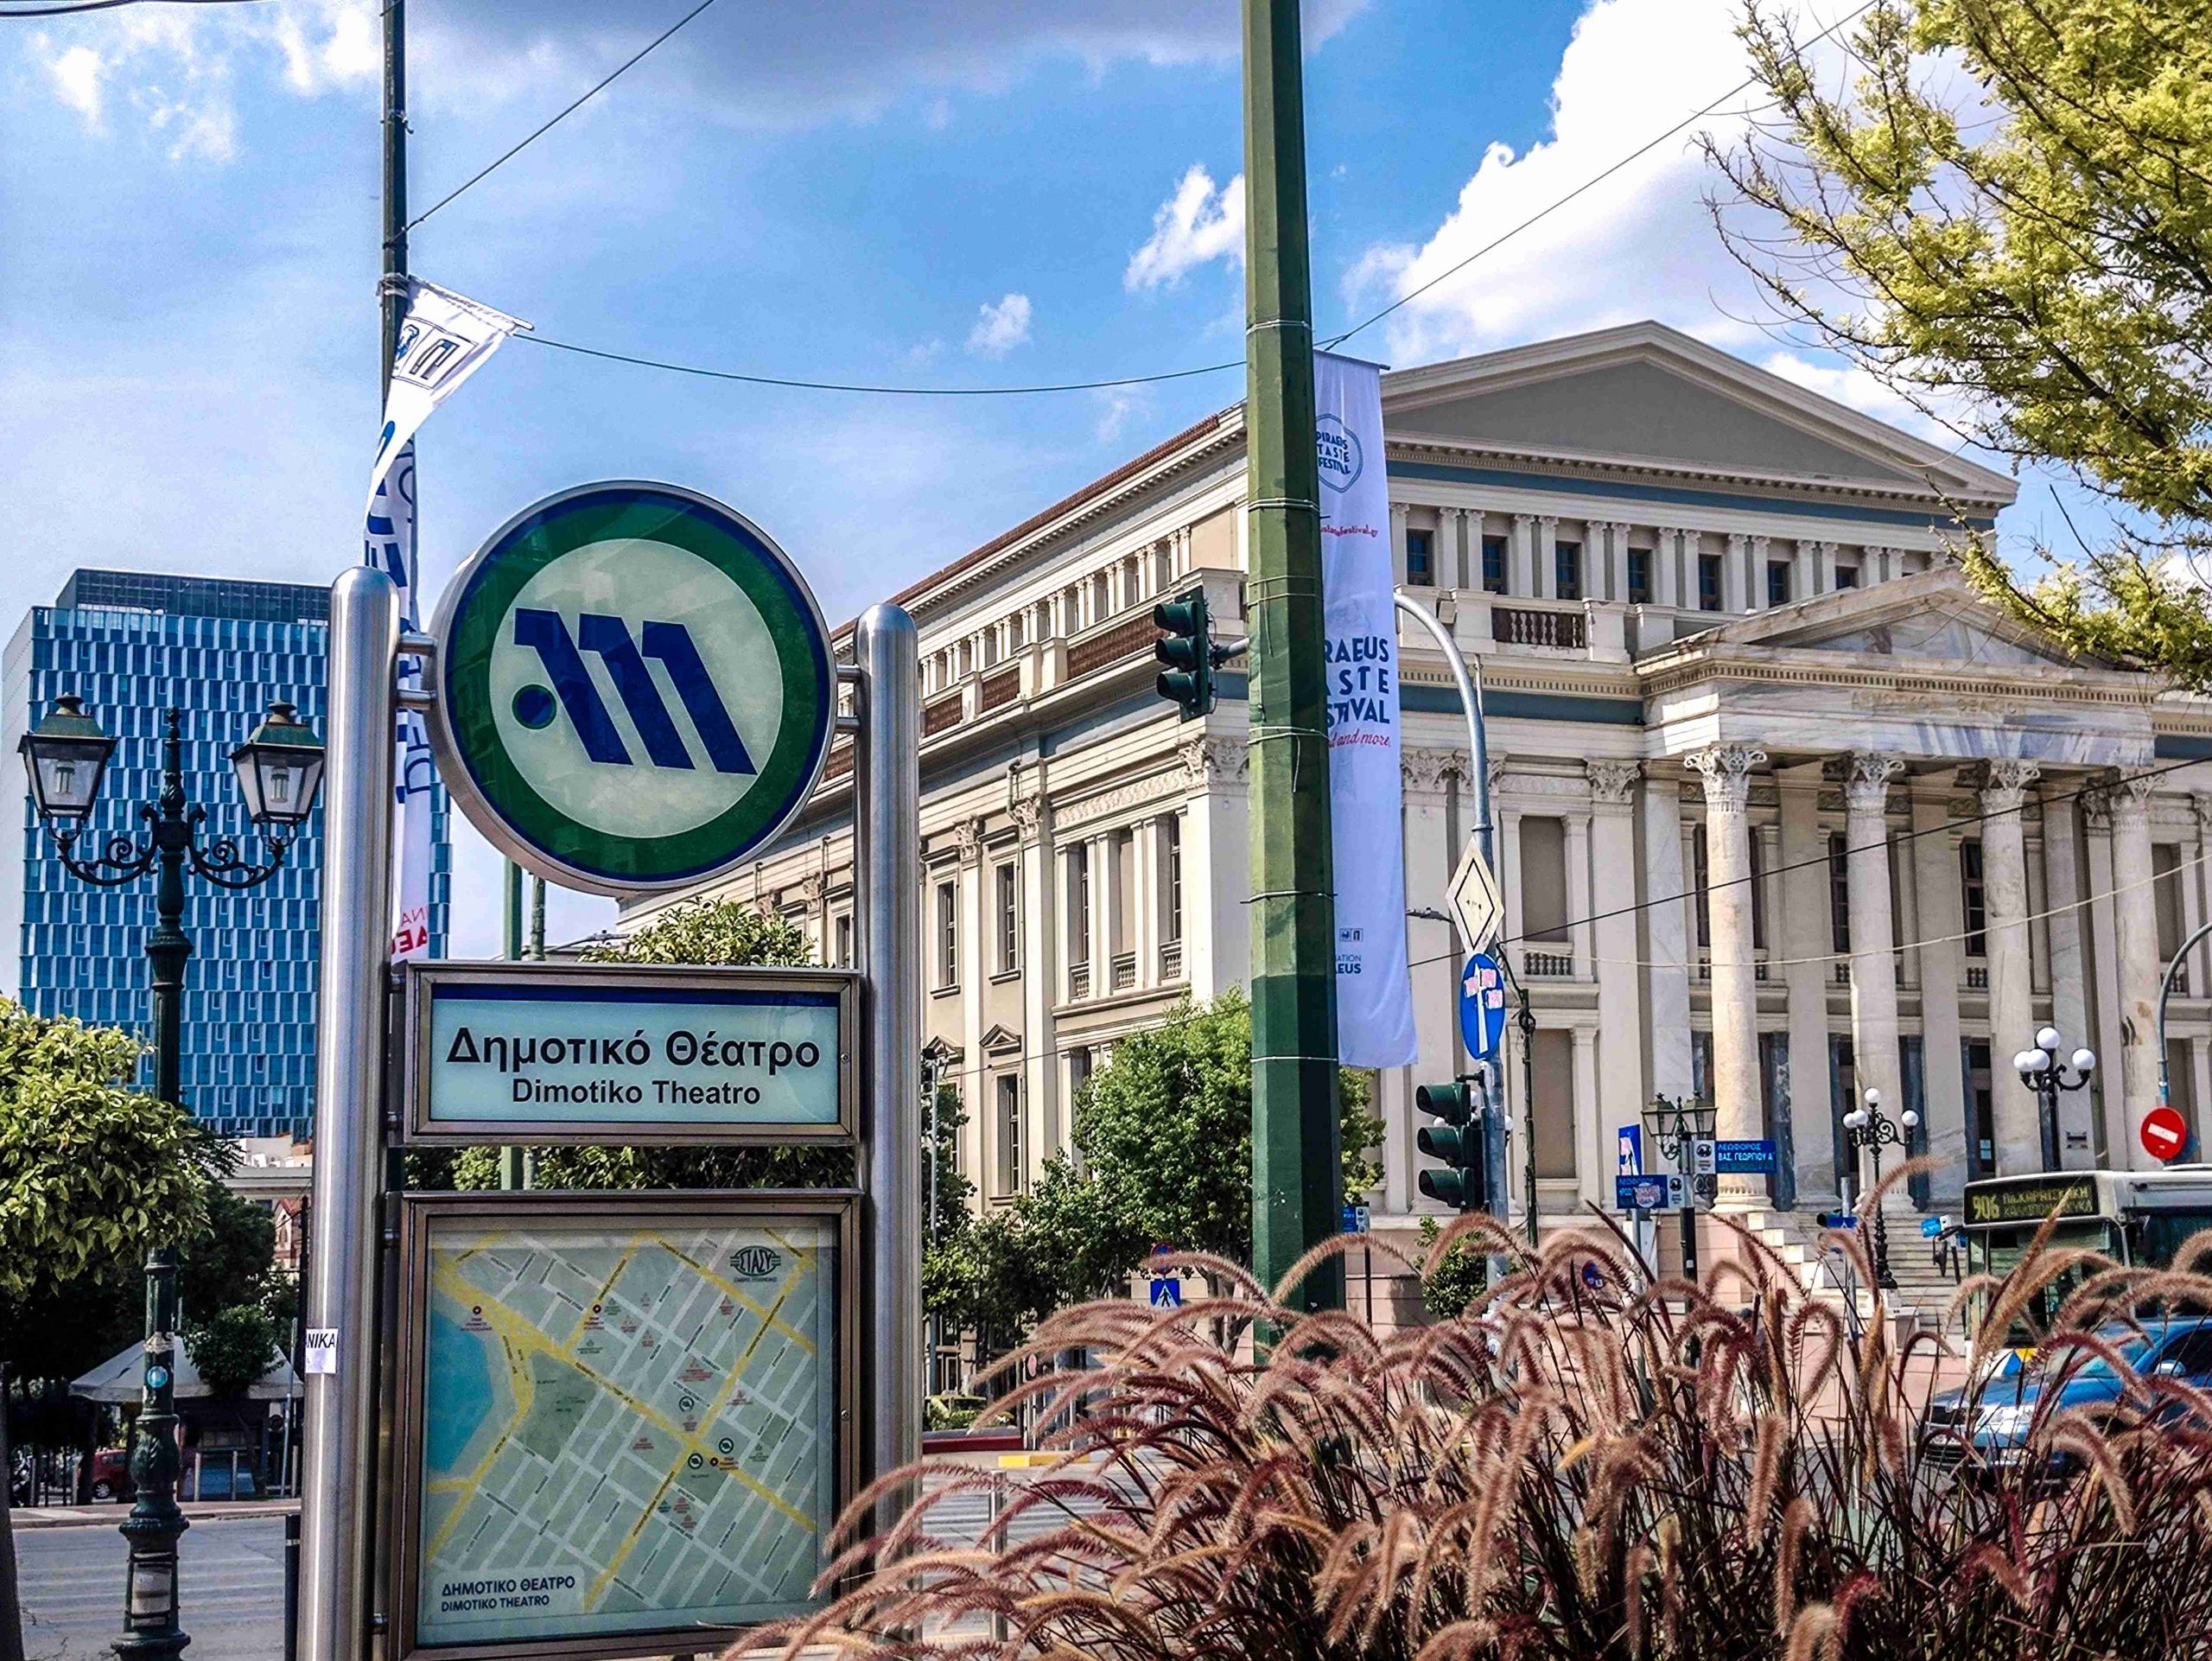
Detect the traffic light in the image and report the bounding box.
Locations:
[1415,1080,1487,1211]
[1153,588,1216,720]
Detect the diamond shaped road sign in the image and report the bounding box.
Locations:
[1448,840,1503,955]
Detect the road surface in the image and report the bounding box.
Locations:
[14,1512,285,1661]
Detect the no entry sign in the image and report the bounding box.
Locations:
[2141,1104,2189,1162]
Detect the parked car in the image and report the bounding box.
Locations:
[86,1447,131,1502]
[1922,1317,2212,1477]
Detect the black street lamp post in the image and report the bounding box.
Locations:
[2012,1026,2095,1171]
[18,697,324,1661]
[1641,1093,1716,1282]
[1841,1087,1919,1292]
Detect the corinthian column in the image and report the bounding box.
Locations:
[2109,773,2163,1162]
[1980,760,2044,1170]
[1685,743,1768,1186]
[1844,754,1907,1157]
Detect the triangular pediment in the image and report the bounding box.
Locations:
[1382,321,2015,506]
[1679,568,2101,670]
[979,1023,1022,1056]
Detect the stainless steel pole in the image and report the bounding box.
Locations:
[298,567,399,1661]
[855,604,921,1507]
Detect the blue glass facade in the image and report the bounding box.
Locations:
[3,570,451,1139]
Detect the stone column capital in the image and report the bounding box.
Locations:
[1843,752,1907,814]
[1486,753,1511,796]
[2108,770,2156,818]
[1179,735,1247,783]
[1979,758,2042,813]
[953,817,988,866]
[1512,512,1536,528]
[1402,748,1458,795]
[2193,792,2212,832]
[1586,759,1642,805]
[1684,744,1767,815]
[1011,794,1047,842]
[2081,786,2113,832]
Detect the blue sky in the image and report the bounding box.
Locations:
[1,0,2095,951]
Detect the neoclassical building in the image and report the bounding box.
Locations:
[620,321,2212,1260]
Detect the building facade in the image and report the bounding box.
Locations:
[2,569,448,1139]
[620,322,2212,1251]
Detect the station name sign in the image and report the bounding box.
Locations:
[401,961,856,1145]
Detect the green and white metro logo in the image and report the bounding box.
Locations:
[429,483,834,895]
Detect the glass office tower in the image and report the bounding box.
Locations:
[2,569,451,1139]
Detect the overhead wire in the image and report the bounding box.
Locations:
[0,0,264,16]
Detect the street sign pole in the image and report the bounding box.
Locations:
[298,567,401,1661]
[1243,0,1342,1314]
[854,605,922,1519]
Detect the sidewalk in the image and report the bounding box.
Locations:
[11,1497,299,1530]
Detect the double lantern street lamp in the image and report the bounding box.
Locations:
[18,694,325,1661]
[1841,1088,1919,1292]
[2012,1026,2096,1172]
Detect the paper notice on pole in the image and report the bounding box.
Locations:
[304,1328,339,1375]
[1315,351,1416,1068]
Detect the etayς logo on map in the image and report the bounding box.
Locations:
[430,483,835,895]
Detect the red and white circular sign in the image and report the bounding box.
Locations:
[2140,1104,2189,1162]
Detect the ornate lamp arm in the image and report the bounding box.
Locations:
[185,809,293,893]
[50,821,158,888]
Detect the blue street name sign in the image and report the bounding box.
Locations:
[1713,1137,1777,1173]
[1459,952,1507,1061]
[1920,1216,1944,1238]
[1816,1211,1858,1231]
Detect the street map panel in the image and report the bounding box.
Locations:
[414,1213,837,1647]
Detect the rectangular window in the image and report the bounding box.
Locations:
[1698,554,1724,611]
[1960,839,1986,958]
[834,913,853,969]
[1069,845,1091,965]
[1554,541,1583,601]
[1828,833,1851,953]
[1481,535,1508,594]
[1533,1029,1577,1179]
[1750,830,1768,951]
[1767,562,1791,608]
[1626,547,1651,605]
[995,1074,1024,1196]
[995,862,1019,973]
[1163,818,1184,943]
[2155,843,2185,960]
[1069,1046,1094,1102]
[1834,563,1860,589]
[935,879,958,989]
[1694,824,1711,949]
[1406,528,1434,587]
[1519,817,1570,943]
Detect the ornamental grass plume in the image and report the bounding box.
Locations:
[755,1170,2212,1661]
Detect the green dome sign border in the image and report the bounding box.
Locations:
[428,481,835,897]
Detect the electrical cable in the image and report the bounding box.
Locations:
[0,0,262,14]
[401,0,726,238]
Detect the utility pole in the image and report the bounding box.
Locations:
[1242,0,1342,1313]
[381,3,407,391]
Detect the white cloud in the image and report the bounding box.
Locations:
[967,293,1033,358]
[1345,0,1802,367]
[1126,165,1244,290]
[47,44,105,123]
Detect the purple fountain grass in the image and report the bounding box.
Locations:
[750,1173,2212,1661]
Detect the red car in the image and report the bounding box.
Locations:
[86,1448,131,1502]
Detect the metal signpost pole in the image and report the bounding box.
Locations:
[298,568,400,1661]
[855,604,922,1505]
[1243,0,1342,1314]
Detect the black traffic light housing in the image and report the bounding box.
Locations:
[1414,1079,1487,1211]
[1154,586,1231,721]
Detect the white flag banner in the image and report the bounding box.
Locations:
[365,278,529,960]
[1315,351,1417,1068]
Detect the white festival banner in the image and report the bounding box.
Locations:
[365,279,529,959]
[1314,351,1417,1067]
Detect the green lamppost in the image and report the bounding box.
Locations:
[18,696,325,1661]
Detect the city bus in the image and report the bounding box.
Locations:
[1957,1168,2212,1333]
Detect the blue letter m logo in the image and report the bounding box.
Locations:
[512,610,756,774]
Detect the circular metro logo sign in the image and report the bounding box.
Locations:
[429,482,834,895]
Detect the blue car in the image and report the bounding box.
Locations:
[1921,1316,2212,1477]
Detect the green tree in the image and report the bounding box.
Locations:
[1414,1216,1488,1321]
[1709,0,2212,678]
[0,1000,219,1661]
[181,1304,279,1402]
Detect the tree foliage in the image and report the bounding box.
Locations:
[0,1000,214,1300]
[1710,0,2212,679]
[181,1303,279,1402]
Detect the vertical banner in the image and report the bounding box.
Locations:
[364,279,528,959]
[1314,352,1416,1068]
